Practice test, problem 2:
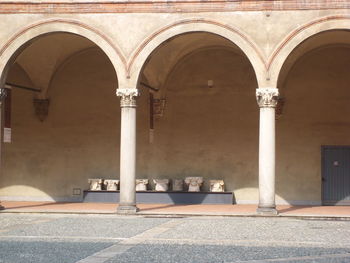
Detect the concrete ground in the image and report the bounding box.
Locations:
[0,201,350,219]
[0,213,350,263]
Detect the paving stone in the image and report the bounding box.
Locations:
[0,240,114,263]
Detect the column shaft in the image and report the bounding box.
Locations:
[119,107,137,208]
[258,107,276,211]
[256,88,278,215]
[116,88,139,214]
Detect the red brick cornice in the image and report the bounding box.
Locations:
[0,1,349,14]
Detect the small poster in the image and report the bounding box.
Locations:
[4,87,11,143]
[4,127,11,143]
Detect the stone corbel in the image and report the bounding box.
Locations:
[33,98,50,122]
[116,88,139,108]
[256,88,279,108]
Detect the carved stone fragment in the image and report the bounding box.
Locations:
[209,180,225,192]
[153,179,169,191]
[172,179,184,191]
[104,179,119,191]
[136,179,148,191]
[88,179,103,191]
[184,177,204,192]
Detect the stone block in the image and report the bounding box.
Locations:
[209,180,225,192]
[153,179,169,191]
[136,179,148,191]
[104,179,119,191]
[88,179,103,191]
[172,179,184,191]
[184,177,203,192]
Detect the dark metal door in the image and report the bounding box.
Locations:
[322,146,350,205]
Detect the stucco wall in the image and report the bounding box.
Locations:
[276,46,350,204]
[0,5,349,204]
[0,46,261,202]
[1,48,119,201]
[138,48,259,202]
[1,42,349,204]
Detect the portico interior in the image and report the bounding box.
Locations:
[137,32,259,201]
[1,27,350,208]
[0,31,262,203]
[276,30,350,205]
[0,32,120,201]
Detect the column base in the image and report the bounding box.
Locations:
[117,204,139,214]
[257,206,278,215]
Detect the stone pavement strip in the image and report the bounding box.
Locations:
[1,201,350,218]
[76,219,183,263]
[232,253,350,263]
[0,214,350,263]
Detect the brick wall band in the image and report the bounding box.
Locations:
[0,0,349,14]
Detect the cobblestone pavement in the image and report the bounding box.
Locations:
[0,214,349,263]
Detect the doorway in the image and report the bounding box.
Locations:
[322,146,350,205]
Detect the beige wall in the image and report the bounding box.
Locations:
[1,48,119,201]
[1,43,260,202]
[1,40,350,205]
[276,46,350,204]
[138,48,259,202]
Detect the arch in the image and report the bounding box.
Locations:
[127,19,266,88]
[269,15,350,86]
[0,18,127,86]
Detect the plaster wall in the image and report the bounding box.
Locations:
[0,11,349,204]
[276,46,350,204]
[0,47,262,202]
[1,44,350,204]
[138,48,259,202]
[0,48,120,201]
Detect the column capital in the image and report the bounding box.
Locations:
[256,88,279,108]
[116,88,139,108]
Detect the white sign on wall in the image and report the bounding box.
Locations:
[4,127,11,143]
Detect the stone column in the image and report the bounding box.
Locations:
[256,88,279,215]
[0,88,7,210]
[116,88,139,214]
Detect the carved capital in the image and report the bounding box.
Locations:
[256,88,279,108]
[116,88,139,108]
